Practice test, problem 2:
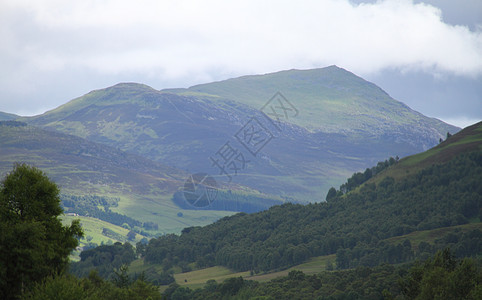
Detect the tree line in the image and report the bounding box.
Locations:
[143,151,481,273]
[62,194,142,229]
[161,249,481,299]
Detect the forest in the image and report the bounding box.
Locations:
[142,152,481,273]
[160,249,481,299]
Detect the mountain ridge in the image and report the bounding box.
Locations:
[21,66,460,201]
[166,66,458,139]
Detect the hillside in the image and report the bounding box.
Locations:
[167,66,457,143]
[24,66,459,201]
[0,121,239,234]
[133,122,481,276]
[0,112,18,121]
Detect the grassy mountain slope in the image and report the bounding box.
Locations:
[61,215,147,260]
[372,121,482,182]
[0,122,235,234]
[22,84,369,200]
[168,65,457,142]
[0,112,18,121]
[138,122,481,275]
[24,67,459,201]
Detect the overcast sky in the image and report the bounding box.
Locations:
[0,0,480,128]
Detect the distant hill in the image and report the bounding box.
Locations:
[24,66,459,201]
[167,66,457,145]
[372,120,482,182]
[0,111,18,121]
[0,122,245,234]
[140,121,481,274]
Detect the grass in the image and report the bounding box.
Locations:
[174,267,250,289]
[61,215,148,261]
[169,66,457,136]
[159,254,337,289]
[61,215,147,246]
[367,122,482,184]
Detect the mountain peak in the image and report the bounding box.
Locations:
[109,82,154,90]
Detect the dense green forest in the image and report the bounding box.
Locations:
[142,151,481,273]
[160,249,481,299]
[69,241,176,286]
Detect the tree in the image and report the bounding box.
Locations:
[326,187,337,201]
[127,230,137,241]
[336,248,349,269]
[113,264,130,288]
[0,163,83,299]
[400,249,481,299]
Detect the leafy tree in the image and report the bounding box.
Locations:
[336,248,349,270]
[0,163,83,299]
[71,242,136,279]
[127,230,137,241]
[23,271,162,300]
[400,249,481,299]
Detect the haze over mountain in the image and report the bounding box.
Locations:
[25,66,459,201]
[0,121,240,234]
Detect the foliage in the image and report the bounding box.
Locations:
[399,249,481,300]
[61,194,142,229]
[162,251,481,299]
[336,156,398,194]
[70,241,176,287]
[70,242,136,279]
[0,163,83,299]
[143,151,481,273]
[22,270,161,300]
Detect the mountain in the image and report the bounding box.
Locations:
[0,111,18,121]
[138,121,481,274]
[167,66,457,145]
[24,66,459,202]
[0,121,240,234]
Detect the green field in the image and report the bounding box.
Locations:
[61,215,147,261]
[169,254,336,289]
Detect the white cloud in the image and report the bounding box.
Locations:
[0,0,481,116]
